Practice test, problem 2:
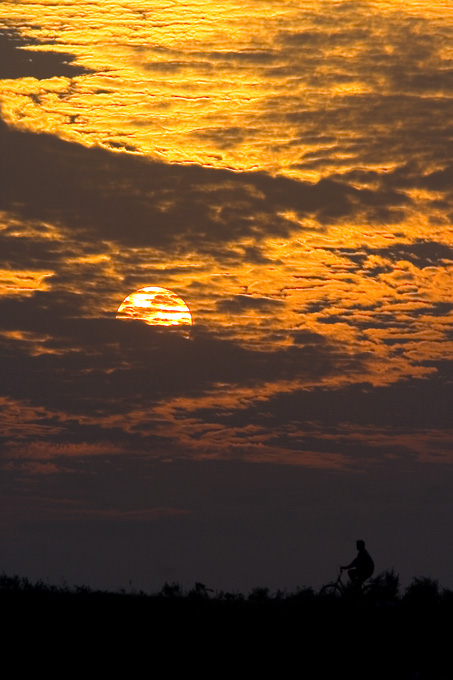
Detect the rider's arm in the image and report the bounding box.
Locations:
[341,558,357,570]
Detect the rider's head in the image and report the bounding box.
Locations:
[356,539,365,550]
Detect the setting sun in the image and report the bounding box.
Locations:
[116,287,193,326]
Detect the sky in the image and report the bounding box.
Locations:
[0,0,452,593]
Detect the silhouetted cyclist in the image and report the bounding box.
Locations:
[341,539,374,587]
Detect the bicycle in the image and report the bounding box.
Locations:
[320,569,373,598]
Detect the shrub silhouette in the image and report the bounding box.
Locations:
[247,586,270,602]
[187,582,213,600]
[404,576,439,604]
[159,581,183,598]
[367,569,400,602]
[216,590,245,602]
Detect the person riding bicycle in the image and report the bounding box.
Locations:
[341,539,374,587]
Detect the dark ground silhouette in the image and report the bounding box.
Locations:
[1,571,451,679]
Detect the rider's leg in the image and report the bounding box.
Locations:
[348,568,359,584]
[348,569,365,590]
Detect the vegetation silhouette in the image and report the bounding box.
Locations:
[0,568,449,606]
[0,571,450,678]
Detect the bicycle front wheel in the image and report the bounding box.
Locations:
[319,583,342,598]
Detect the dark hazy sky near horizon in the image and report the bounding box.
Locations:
[0,0,452,593]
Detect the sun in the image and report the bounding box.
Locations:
[116,287,193,326]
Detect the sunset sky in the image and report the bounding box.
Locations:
[1,0,452,592]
